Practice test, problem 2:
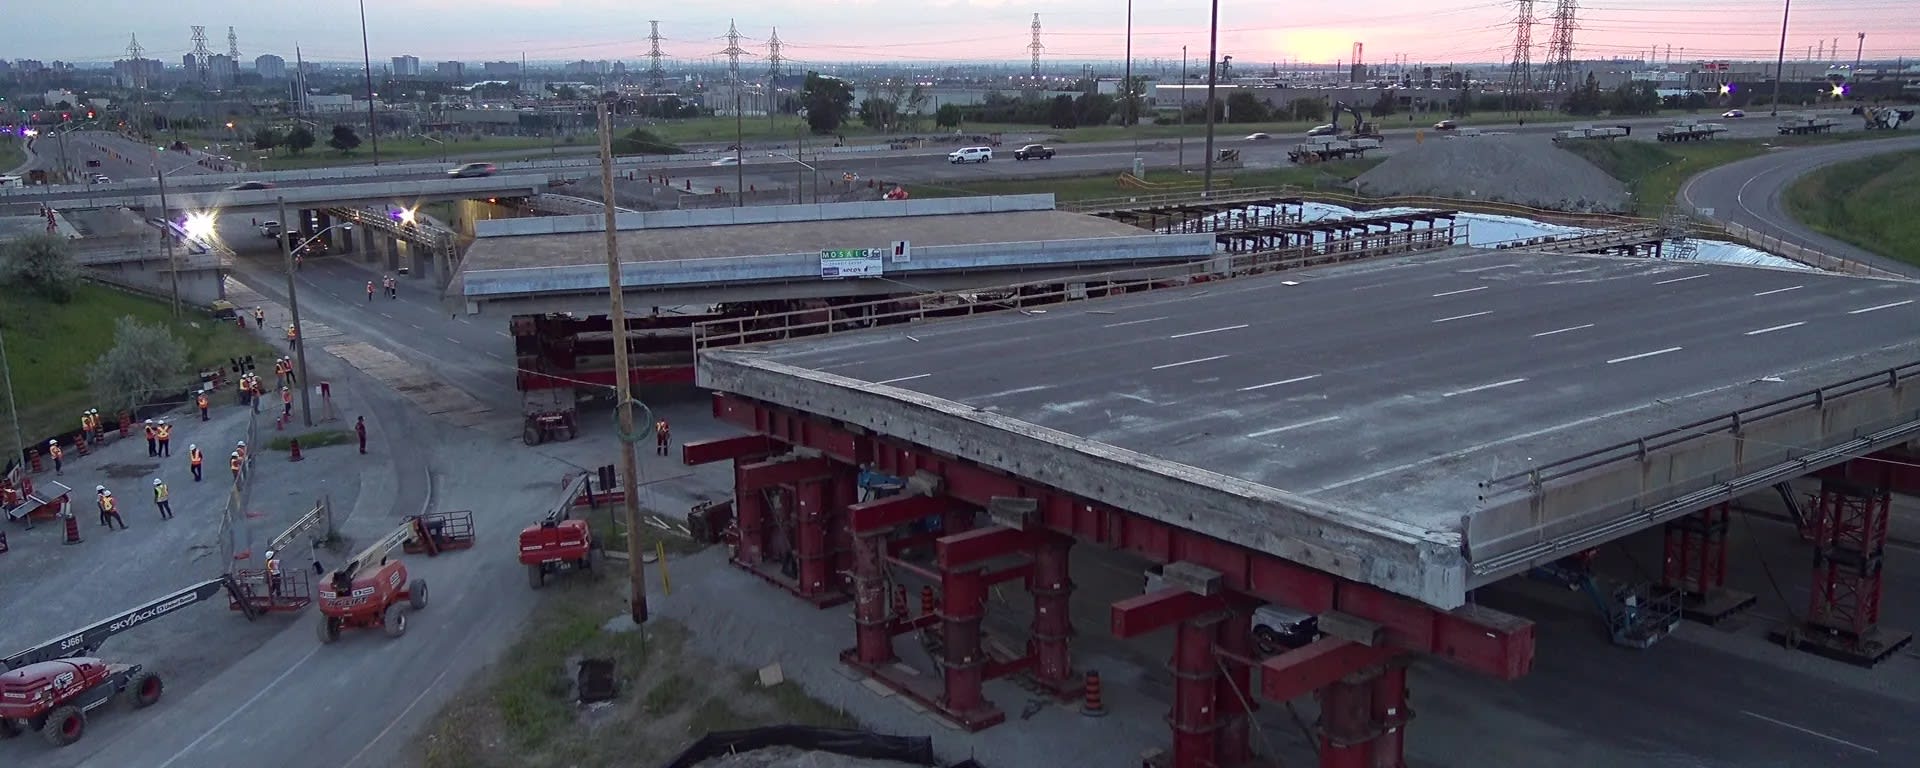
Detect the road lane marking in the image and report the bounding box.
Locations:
[1456,263,1518,273]
[1531,323,1594,338]
[1431,286,1487,297]
[1433,311,1492,323]
[496,331,511,338]
[448,337,463,344]
[1240,374,1320,391]
[1745,321,1806,336]
[1739,711,1878,754]
[1654,273,1708,285]
[1170,323,1250,339]
[409,323,423,330]
[1247,415,1342,438]
[379,312,393,318]
[1102,315,1169,328]
[1753,285,1802,297]
[1607,346,1683,364]
[1152,354,1230,370]
[874,373,931,385]
[1848,299,1913,315]
[1443,378,1528,398]
[155,644,324,768]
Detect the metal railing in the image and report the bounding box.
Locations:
[692,227,1466,351]
[1062,186,1296,213]
[216,404,262,571]
[1480,360,1920,493]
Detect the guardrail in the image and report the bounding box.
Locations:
[692,226,1466,350]
[1479,360,1920,494]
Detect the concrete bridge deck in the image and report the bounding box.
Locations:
[697,247,1920,608]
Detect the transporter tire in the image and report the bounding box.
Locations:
[42,706,84,747]
[317,616,340,644]
[410,579,429,610]
[129,671,163,708]
[384,603,408,638]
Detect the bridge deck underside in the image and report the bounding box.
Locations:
[698,247,1920,607]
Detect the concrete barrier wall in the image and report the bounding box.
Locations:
[461,232,1215,297]
[39,175,550,212]
[1468,373,1920,580]
[85,260,227,306]
[472,194,1058,238]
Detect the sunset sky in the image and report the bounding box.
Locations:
[9,0,1918,67]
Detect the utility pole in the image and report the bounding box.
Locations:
[734,91,745,206]
[0,326,23,474]
[1853,33,1865,79]
[597,103,649,627]
[276,198,314,427]
[1123,0,1134,131]
[152,148,179,317]
[1179,46,1187,169]
[1201,0,1222,196]
[358,0,381,165]
[1770,0,1792,116]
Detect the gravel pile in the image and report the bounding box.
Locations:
[694,746,927,768]
[1353,134,1631,213]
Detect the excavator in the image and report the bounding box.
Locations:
[315,513,472,643]
[1,577,250,746]
[1332,100,1384,141]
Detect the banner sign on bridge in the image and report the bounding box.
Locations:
[820,247,885,279]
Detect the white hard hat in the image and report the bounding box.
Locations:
[153,478,162,486]
[237,441,246,447]
[231,451,239,457]
[145,419,153,424]
[96,485,105,492]
[102,490,112,497]
[189,444,197,450]
[264,550,276,560]
[50,439,58,445]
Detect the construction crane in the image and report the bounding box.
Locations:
[1332,100,1383,140]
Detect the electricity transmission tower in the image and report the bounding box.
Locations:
[126,34,146,88]
[1027,14,1044,94]
[645,21,667,94]
[227,26,240,59]
[189,26,211,83]
[1543,0,1579,92]
[1505,1,1536,113]
[766,28,784,78]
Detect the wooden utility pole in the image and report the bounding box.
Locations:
[598,103,649,625]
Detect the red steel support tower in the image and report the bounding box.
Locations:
[1660,502,1755,623]
[1771,471,1914,666]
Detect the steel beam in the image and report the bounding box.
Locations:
[937,525,1036,570]
[737,455,833,491]
[681,434,780,466]
[733,463,766,566]
[1112,587,1228,639]
[848,493,952,533]
[1260,637,1400,703]
[939,567,1002,728]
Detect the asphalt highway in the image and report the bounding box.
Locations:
[1680,134,1920,278]
[728,246,1920,533]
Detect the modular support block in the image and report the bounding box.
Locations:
[1661,503,1756,624]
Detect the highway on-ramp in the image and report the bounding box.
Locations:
[1681,134,1920,278]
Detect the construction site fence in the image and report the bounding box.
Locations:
[216,405,262,570]
[692,232,1461,351]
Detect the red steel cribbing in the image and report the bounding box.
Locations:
[681,434,780,466]
[1260,638,1400,703]
[1807,479,1892,637]
[1028,534,1078,696]
[1169,617,1224,768]
[732,463,766,566]
[1112,588,1229,639]
[937,525,1037,569]
[851,531,894,665]
[795,479,833,599]
[1369,662,1412,768]
[1663,503,1732,596]
[830,469,858,596]
[737,456,833,491]
[1215,606,1256,767]
[938,567,1004,728]
[1319,675,1372,768]
[849,494,952,533]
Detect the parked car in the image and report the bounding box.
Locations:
[1143,567,1319,654]
[1304,125,1337,137]
[709,157,740,166]
[226,181,274,190]
[1012,143,1055,160]
[1245,132,1274,141]
[1433,119,1459,131]
[948,146,993,164]
[447,162,498,178]
[258,220,283,238]
[1721,109,1746,119]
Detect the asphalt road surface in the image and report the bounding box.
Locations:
[1680,134,1920,278]
[19,129,225,183]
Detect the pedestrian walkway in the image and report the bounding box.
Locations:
[323,341,493,428]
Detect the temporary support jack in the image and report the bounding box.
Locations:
[730,453,849,608]
[1661,503,1756,624]
[1770,476,1914,667]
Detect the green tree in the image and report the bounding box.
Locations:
[904,84,929,131]
[0,233,81,303]
[858,97,897,131]
[285,126,316,154]
[801,71,854,134]
[328,124,362,154]
[251,127,279,152]
[1048,95,1078,128]
[1225,91,1269,123]
[934,103,964,129]
[1369,90,1397,117]
[86,317,187,414]
[1287,98,1327,122]
[611,128,685,155]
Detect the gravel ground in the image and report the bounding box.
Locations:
[1353,134,1631,212]
[694,746,928,768]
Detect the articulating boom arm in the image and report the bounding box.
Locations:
[3,577,236,670]
[267,504,327,555]
[339,521,420,581]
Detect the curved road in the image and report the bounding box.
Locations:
[1680,134,1920,278]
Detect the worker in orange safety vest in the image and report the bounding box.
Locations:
[99,490,127,530]
[189,445,204,482]
[655,418,671,456]
[230,451,243,481]
[155,420,172,457]
[143,419,158,457]
[198,392,210,421]
[48,440,63,475]
[286,324,298,350]
[281,386,293,418]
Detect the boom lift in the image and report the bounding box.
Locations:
[314,515,469,643]
[519,474,606,588]
[1527,550,1682,649]
[1,578,246,746]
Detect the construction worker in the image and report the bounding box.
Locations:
[143,419,158,457]
[230,451,243,481]
[284,357,297,386]
[236,440,248,465]
[655,418,671,456]
[281,386,294,418]
[80,411,93,443]
[95,486,109,526]
[189,444,203,482]
[253,306,265,329]
[198,391,210,421]
[91,410,106,444]
[251,378,263,414]
[366,280,375,302]
[152,479,173,520]
[286,323,298,351]
[355,416,367,454]
[265,551,284,597]
[98,488,127,530]
[48,440,63,476]
[155,420,172,457]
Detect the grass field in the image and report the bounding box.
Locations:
[253,135,566,170]
[416,571,852,768]
[1559,132,1900,216]
[1784,149,1920,268]
[903,159,1381,203]
[0,136,25,172]
[0,283,274,444]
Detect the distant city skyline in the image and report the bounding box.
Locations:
[6,0,1917,68]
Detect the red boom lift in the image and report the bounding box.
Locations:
[519,474,606,588]
[315,514,473,643]
[1,577,249,746]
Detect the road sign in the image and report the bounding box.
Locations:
[820,247,884,279]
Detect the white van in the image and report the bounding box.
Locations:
[948,146,993,164]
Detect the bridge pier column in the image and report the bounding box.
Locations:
[1770,474,1914,666]
[360,225,377,264]
[1661,503,1755,624]
[382,235,400,272]
[315,211,332,247]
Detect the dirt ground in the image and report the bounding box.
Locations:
[410,560,857,768]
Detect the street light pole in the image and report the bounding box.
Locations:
[359,0,381,165]
[734,90,745,207]
[1770,0,1793,117]
[597,103,649,626]
[0,327,24,474]
[1201,0,1222,195]
[152,148,180,317]
[1179,46,1188,169]
[276,197,314,427]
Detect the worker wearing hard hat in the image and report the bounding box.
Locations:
[265,551,284,597]
[98,489,127,530]
[48,440,63,475]
[152,479,173,520]
[189,444,204,482]
[230,451,243,481]
[155,419,173,457]
[144,419,158,457]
